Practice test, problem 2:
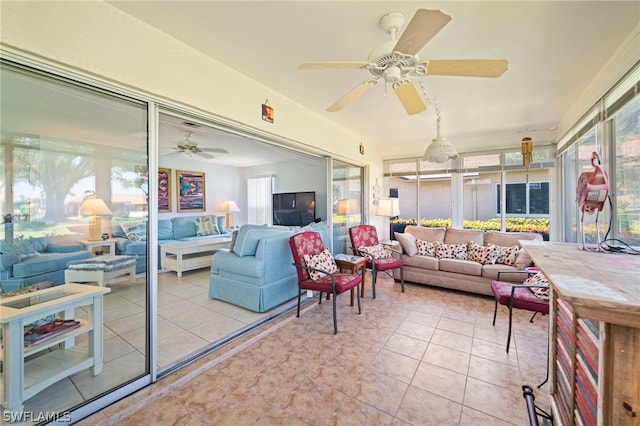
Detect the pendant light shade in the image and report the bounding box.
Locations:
[423,136,458,163]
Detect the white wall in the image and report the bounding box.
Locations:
[246,158,328,222]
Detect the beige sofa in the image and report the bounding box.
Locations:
[392,226,543,296]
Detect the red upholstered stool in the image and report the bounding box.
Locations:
[491,280,550,353]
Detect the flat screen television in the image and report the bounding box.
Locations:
[272,191,316,226]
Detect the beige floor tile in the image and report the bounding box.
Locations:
[395,319,436,341]
[467,355,523,388]
[459,406,515,425]
[384,332,429,360]
[431,328,473,353]
[437,317,476,337]
[369,348,420,384]
[423,343,470,375]
[463,377,529,424]
[396,385,463,425]
[330,394,395,425]
[348,369,408,415]
[411,361,467,403]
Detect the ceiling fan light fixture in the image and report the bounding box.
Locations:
[423,136,458,163]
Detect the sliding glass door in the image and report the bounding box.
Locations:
[332,160,364,254]
[1,61,149,418]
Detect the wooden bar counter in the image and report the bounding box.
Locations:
[521,241,640,426]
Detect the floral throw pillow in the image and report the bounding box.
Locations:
[358,244,391,261]
[525,272,550,300]
[467,241,499,265]
[303,248,338,280]
[416,239,436,257]
[435,242,468,260]
[493,244,520,266]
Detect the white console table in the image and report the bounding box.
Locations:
[0,284,111,413]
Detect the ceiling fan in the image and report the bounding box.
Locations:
[298,9,508,115]
[167,131,228,159]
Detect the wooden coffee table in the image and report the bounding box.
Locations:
[160,238,232,277]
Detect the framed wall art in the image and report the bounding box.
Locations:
[158,168,172,212]
[177,170,205,212]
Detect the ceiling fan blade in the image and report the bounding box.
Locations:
[195,151,213,159]
[298,62,369,70]
[164,151,182,157]
[327,79,378,112]
[426,59,509,77]
[199,148,229,154]
[394,9,452,56]
[393,81,427,115]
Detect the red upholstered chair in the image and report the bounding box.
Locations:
[289,231,361,334]
[491,271,550,353]
[348,224,404,298]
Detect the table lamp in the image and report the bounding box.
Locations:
[219,200,241,229]
[79,198,113,241]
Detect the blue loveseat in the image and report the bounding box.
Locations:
[209,222,328,312]
[112,215,231,273]
[0,237,90,292]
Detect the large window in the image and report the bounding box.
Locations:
[497,182,549,215]
[613,95,640,245]
[385,148,553,237]
[559,63,639,248]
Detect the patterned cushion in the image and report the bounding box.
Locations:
[121,222,147,242]
[416,239,436,257]
[358,244,391,261]
[493,244,520,266]
[194,215,219,236]
[303,248,338,280]
[467,241,499,265]
[435,242,467,260]
[525,271,550,299]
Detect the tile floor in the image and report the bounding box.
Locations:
[79,272,550,425]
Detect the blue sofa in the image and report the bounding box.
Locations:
[112,215,231,273]
[0,237,90,292]
[209,222,328,312]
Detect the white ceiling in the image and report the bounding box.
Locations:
[108,0,640,160]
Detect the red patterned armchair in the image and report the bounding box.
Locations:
[289,231,361,334]
[348,224,404,298]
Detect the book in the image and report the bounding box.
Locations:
[24,319,81,347]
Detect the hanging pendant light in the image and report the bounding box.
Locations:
[422,95,458,163]
[419,78,458,163]
[424,135,458,163]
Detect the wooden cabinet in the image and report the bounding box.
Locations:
[0,284,111,413]
[522,242,640,426]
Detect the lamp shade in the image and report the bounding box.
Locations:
[376,198,400,217]
[336,199,360,216]
[220,200,240,229]
[423,136,458,163]
[219,200,241,213]
[79,198,112,216]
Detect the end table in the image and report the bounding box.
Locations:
[334,254,367,305]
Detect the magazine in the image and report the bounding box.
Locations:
[23,319,81,347]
